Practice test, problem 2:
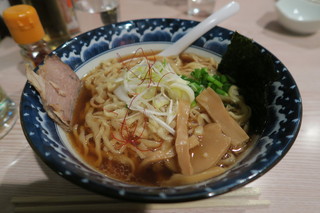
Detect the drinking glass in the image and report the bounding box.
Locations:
[73,0,119,26]
[188,0,216,17]
[0,86,18,139]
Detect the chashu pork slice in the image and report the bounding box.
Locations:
[26,55,81,132]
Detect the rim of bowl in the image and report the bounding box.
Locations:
[20,18,303,203]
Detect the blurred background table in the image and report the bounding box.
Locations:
[1,0,320,212]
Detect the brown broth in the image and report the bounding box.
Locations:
[68,52,252,186]
[68,65,174,186]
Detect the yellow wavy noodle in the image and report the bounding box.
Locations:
[69,52,251,186]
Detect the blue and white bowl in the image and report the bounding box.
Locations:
[20,18,302,202]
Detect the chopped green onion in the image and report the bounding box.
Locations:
[216,88,228,96]
[222,83,232,93]
[220,74,228,83]
[191,100,197,108]
[181,75,195,83]
[188,82,202,92]
[162,58,167,66]
[182,67,234,98]
[207,75,223,88]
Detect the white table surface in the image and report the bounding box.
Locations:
[1,0,320,212]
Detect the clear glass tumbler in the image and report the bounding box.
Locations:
[73,0,119,26]
[188,0,216,17]
[0,86,18,139]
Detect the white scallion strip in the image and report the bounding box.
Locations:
[148,113,175,135]
[114,85,131,103]
[166,99,176,125]
[114,57,196,136]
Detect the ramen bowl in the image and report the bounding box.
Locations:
[20,18,302,202]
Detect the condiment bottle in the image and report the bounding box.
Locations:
[23,0,71,50]
[2,4,51,68]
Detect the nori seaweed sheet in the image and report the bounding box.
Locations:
[217,32,279,133]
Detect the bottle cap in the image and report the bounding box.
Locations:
[3,5,45,45]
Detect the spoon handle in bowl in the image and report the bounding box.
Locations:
[159,1,240,57]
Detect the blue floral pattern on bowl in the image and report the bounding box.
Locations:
[20,18,302,202]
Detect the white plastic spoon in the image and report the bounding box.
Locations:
[159,1,240,57]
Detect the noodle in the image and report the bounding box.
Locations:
[69,51,251,186]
